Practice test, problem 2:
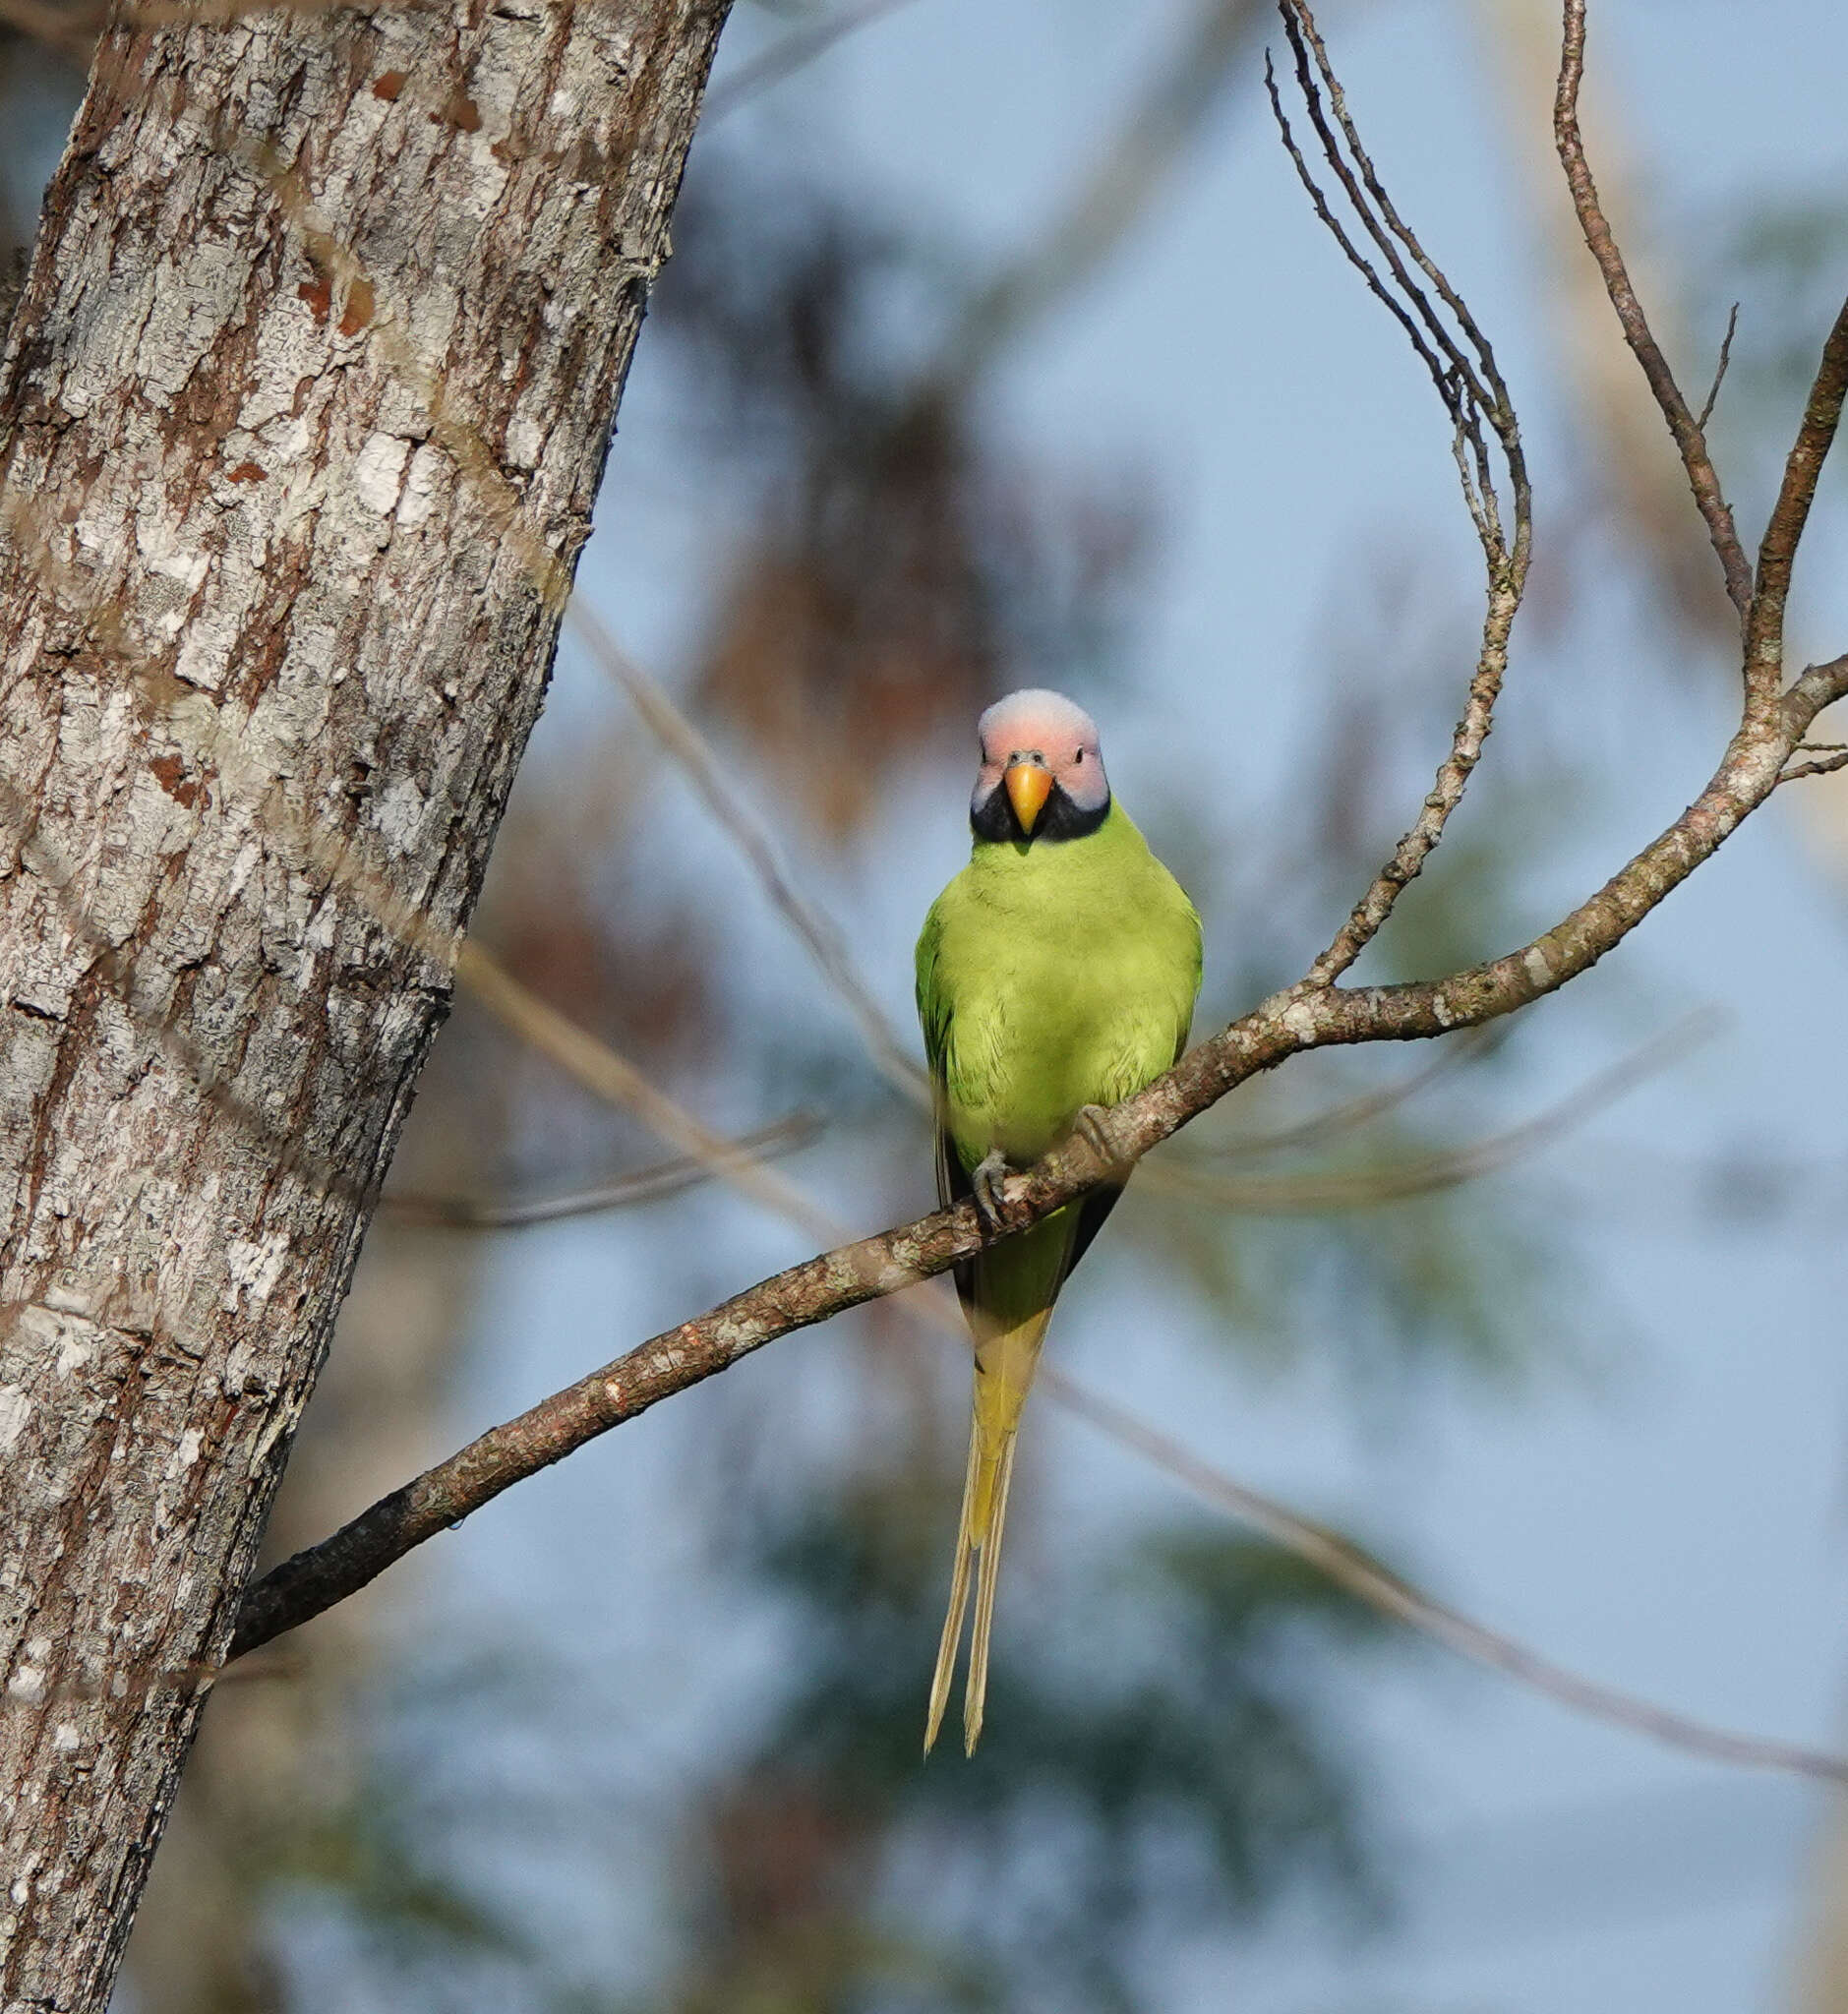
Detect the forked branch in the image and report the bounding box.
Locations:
[232,4,1848,1759]
[232,615,1848,1656]
[1267,1,1530,987]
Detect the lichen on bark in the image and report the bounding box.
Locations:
[0,2,729,2004]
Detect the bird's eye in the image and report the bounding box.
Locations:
[1074,749,1085,764]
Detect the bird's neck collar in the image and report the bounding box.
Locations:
[970,785,1112,847]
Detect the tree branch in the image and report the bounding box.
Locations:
[1188,1028,1498,1161]
[1554,0,1755,630]
[1747,293,1848,707]
[1266,4,1531,987]
[379,1114,825,1229]
[1046,1373,1848,1786]
[229,0,1848,1670]
[229,644,1845,1655]
[1144,1012,1715,1211]
[1778,746,1848,786]
[1697,301,1741,433]
[231,1186,1848,1789]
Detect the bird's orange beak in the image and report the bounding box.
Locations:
[1004,760,1052,835]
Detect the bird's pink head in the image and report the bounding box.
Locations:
[970,689,1110,844]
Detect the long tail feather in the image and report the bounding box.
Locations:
[924,1299,1055,1755]
[924,1431,982,1755]
[962,1432,1019,1754]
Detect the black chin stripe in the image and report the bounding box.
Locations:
[971,782,1110,845]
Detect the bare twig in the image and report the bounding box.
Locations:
[924,0,1267,398]
[1554,0,1754,627]
[1266,4,1531,988]
[1148,1011,1715,1211]
[229,1256,1848,1788]
[702,0,920,121]
[198,3,1848,1796]
[1779,748,1848,787]
[379,1115,825,1229]
[1190,1029,1498,1161]
[1264,54,1473,483]
[1282,4,1513,431]
[1697,301,1741,433]
[222,0,1848,1695]
[1045,1374,1848,1787]
[566,605,930,1107]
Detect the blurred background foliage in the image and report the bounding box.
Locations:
[0,0,1822,2006]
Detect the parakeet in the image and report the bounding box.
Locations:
[916,688,1202,1754]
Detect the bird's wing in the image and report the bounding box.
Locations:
[916,896,981,1314]
[1066,882,1200,1274]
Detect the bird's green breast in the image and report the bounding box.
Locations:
[917,802,1202,1174]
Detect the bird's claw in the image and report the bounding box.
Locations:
[970,1150,1023,1238]
[1073,1104,1122,1175]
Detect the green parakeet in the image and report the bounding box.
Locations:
[916,689,1202,1754]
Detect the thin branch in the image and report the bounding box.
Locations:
[1146,1011,1715,1211]
[1697,302,1740,433]
[1189,1028,1498,1162]
[227,632,1848,1652]
[1266,3,1531,987]
[566,604,930,1107]
[1044,1374,1848,1787]
[226,1193,971,1657]
[1746,292,1848,705]
[228,1249,1848,1788]
[1778,748,1848,787]
[702,0,921,122]
[1553,0,1754,628]
[924,0,1267,399]
[1282,3,1512,433]
[379,1114,825,1229]
[1264,54,1471,477]
[1300,573,1521,989]
[219,0,1848,1682]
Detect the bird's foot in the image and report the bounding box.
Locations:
[1072,1104,1124,1176]
[970,1150,1025,1238]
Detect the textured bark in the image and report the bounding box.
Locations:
[0,0,728,2004]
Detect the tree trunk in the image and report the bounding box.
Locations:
[0,1,729,2004]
